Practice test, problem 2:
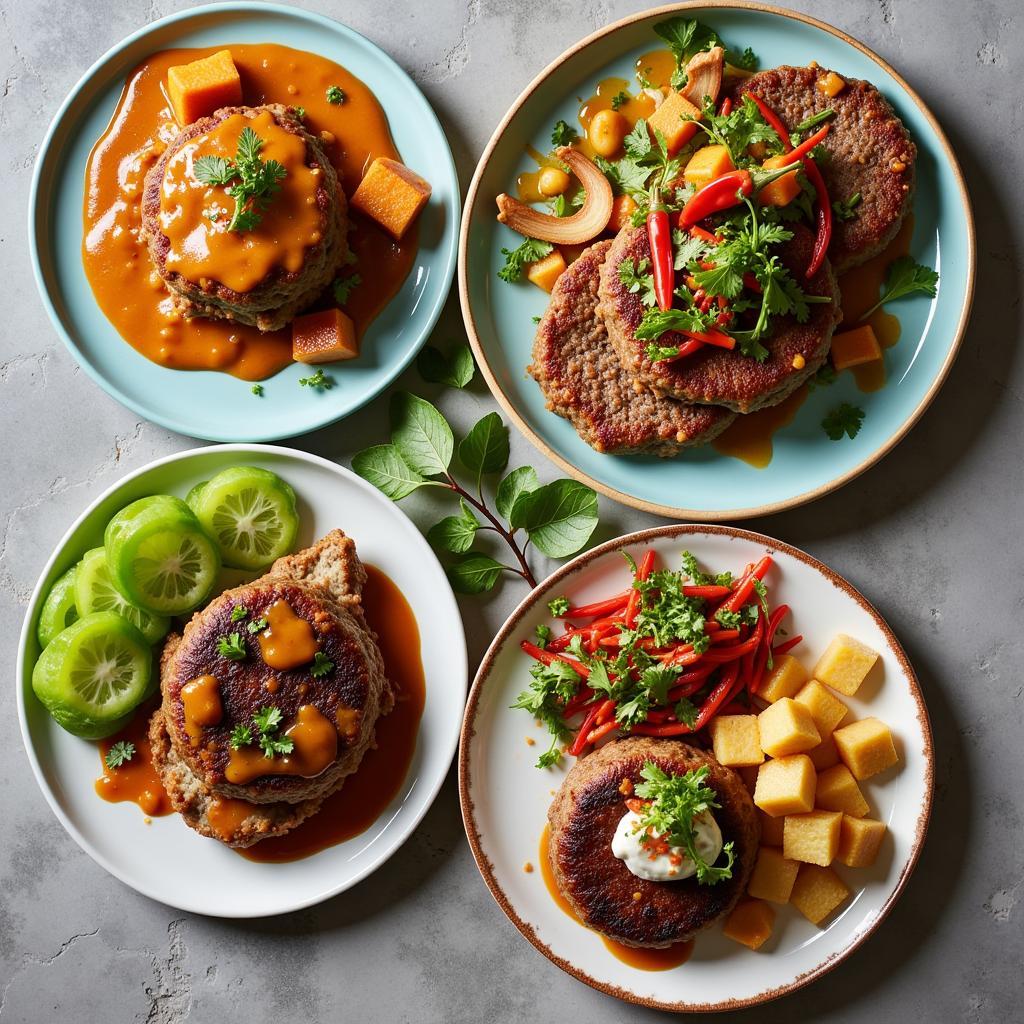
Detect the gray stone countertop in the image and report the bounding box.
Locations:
[1,0,1020,1020]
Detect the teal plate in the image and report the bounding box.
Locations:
[30,2,459,442]
[460,1,974,520]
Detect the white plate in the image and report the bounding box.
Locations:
[17,444,467,918]
[459,525,932,1010]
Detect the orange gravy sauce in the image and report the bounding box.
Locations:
[539,825,695,971]
[225,704,338,784]
[256,598,319,670]
[239,564,425,862]
[95,703,172,817]
[207,796,255,842]
[712,385,809,468]
[181,674,223,746]
[82,43,417,381]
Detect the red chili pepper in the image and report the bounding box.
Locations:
[570,703,603,755]
[745,91,792,149]
[718,96,733,117]
[772,634,803,657]
[681,328,735,350]
[594,699,617,726]
[769,123,831,168]
[689,225,720,244]
[802,157,832,279]
[715,556,773,615]
[519,640,590,680]
[624,549,656,627]
[647,188,674,312]
[585,720,619,745]
[678,165,798,228]
[562,685,596,717]
[682,584,732,599]
[562,590,632,620]
[659,339,705,362]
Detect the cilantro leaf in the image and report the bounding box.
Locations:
[822,402,865,441]
[230,604,248,622]
[860,257,939,320]
[310,651,334,678]
[216,633,247,660]
[260,732,295,758]
[253,706,283,734]
[832,192,862,221]
[550,119,578,147]
[333,273,361,306]
[511,657,580,768]
[104,740,135,769]
[618,257,657,307]
[534,624,553,649]
[229,723,253,749]
[547,596,570,616]
[498,237,553,283]
[246,617,268,634]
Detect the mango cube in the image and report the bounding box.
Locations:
[790,864,850,925]
[837,815,887,868]
[759,809,786,846]
[292,308,358,363]
[351,157,431,239]
[784,810,842,866]
[709,715,764,766]
[813,634,879,696]
[722,899,775,950]
[807,734,841,771]
[794,680,849,738]
[833,718,899,780]
[646,91,701,153]
[525,250,567,292]
[167,49,242,127]
[754,754,816,817]
[758,698,820,757]
[815,764,869,817]
[747,846,800,903]
[831,325,882,370]
[683,144,734,189]
[759,654,808,703]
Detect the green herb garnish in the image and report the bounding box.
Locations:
[104,741,136,769]
[512,658,580,768]
[310,651,334,678]
[497,237,553,283]
[216,632,247,660]
[230,604,248,622]
[547,596,570,616]
[822,402,865,441]
[298,368,334,391]
[246,617,268,634]
[550,119,578,147]
[859,256,939,321]
[333,273,362,306]
[250,384,264,397]
[832,192,862,221]
[326,85,346,104]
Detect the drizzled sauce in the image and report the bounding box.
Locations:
[538,825,694,970]
[712,385,809,468]
[95,702,172,816]
[225,704,338,784]
[207,796,255,841]
[180,675,222,746]
[82,43,417,380]
[239,565,425,862]
[256,598,319,670]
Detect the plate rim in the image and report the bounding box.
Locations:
[457,0,976,521]
[458,522,934,1010]
[16,442,468,918]
[27,0,461,443]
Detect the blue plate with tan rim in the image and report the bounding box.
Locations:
[30,2,459,442]
[459,1,974,520]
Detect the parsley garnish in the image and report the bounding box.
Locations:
[250,384,264,397]
[832,192,862,221]
[333,273,361,306]
[652,16,727,91]
[550,119,578,147]
[250,706,295,759]
[216,632,247,660]
[694,95,783,167]
[230,604,248,622]
[310,651,334,678]
[534,624,553,649]
[326,85,346,104]
[822,402,865,440]
[104,741,135,769]
[633,762,735,884]
[498,237,553,283]
[246,617,268,634]
[610,90,629,111]
[229,723,253,749]
[618,257,657,307]
[193,126,288,233]
[298,368,334,390]
[681,550,732,588]
[511,657,580,768]
[859,256,939,320]
[547,596,570,616]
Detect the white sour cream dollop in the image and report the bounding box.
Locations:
[611,809,723,882]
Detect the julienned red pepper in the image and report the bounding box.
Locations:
[647,188,674,312]
[624,549,656,627]
[562,590,632,620]
[519,640,590,680]
[716,555,773,614]
[678,165,797,228]
[803,158,832,279]
[772,634,803,657]
[718,96,733,117]
[771,123,831,167]
[570,703,603,755]
[659,339,704,362]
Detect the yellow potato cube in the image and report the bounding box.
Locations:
[838,815,887,868]
[759,809,786,846]
[350,157,432,239]
[758,698,820,757]
[790,864,850,925]
[794,680,849,737]
[709,715,764,766]
[754,754,816,817]
[813,634,879,696]
[525,250,567,292]
[784,810,842,866]
[759,655,809,703]
[747,846,800,903]
[646,91,702,153]
[815,764,869,817]
[722,899,775,950]
[833,718,899,780]
[807,734,841,771]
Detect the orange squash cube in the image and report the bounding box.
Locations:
[351,158,432,239]
[608,194,638,233]
[526,250,567,293]
[818,71,847,97]
[683,145,734,189]
[722,899,775,950]
[759,153,802,208]
[831,325,882,370]
[647,91,702,154]
[292,308,358,364]
[167,50,242,127]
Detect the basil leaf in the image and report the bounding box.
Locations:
[447,554,504,594]
[416,344,475,389]
[522,480,599,558]
[495,466,540,521]
[458,412,510,482]
[446,345,475,388]
[415,346,449,384]
[351,444,427,501]
[427,500,480,554]
[390,392,454,477]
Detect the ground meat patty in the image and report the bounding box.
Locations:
[548,737,759,947]
[598,224,840,413]
[528,241,735,455]
[156,531,392,812]
[141,103,348,332]
[733,66,915,271]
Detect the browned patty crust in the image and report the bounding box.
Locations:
[733,65,915,271]
[548,738,759,947]
[528,241,735,456]
[598,224,840,413]
[141,103,348,332]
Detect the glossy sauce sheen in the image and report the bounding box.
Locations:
[539,825,695,971]
[240,565,425,862]
[257,598,319,670]
[95,702,172,816]
[180,674,223,746]
[225,704,338,784]
[82,43,417,380]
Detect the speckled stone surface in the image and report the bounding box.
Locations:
[1,1,1021,1020]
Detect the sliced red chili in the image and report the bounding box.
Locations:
[646,188,674,312]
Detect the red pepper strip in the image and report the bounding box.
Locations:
[586,720,619,745]
[740,615,765,688]
[689,225,720,244]
[660,338,705,362]
[645,707,679,723]
[718,96,733,117]
[562,591,632,620]
[678,164,798,228]
[682,584,732,599]
[717,556,773,615]
[624,549,656,627]
[570,704,603,755]
[631,662,741,735]
[647,189,674,312]
[519,640,590,680]
[772,634,803,657]
[681,328,736,350]
[594,698,617,725]
[562,686,596,717]
[743,272,762,293]
[770,123,831,167]
[803,157,832,279]
[751,604,790,694]
[699,631,764,663]
[745,91,792,149]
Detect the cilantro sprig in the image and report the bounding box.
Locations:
[822,402,865,441]
[859,256,939,320]
[497,237,553,283]
[230,705,295,759]
[216,632,247,660]
[512,658,580,768]
[652,16,757,91]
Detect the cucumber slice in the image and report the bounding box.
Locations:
[190,466,299,570]
[37,565,80,648]
[32,611,152,738]
[75,547,169,644]
[105,495,220,615]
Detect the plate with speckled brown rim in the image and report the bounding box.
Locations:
[458,1,974,521]
[459,525,933,1010]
